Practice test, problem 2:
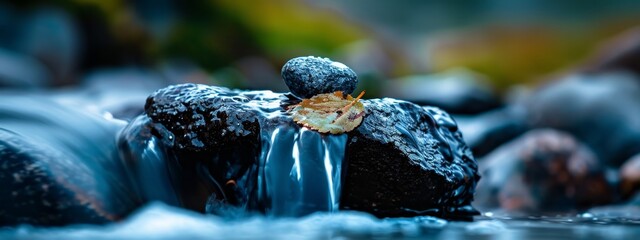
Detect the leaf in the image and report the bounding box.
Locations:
[288,91,366,134]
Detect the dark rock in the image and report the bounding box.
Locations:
[341,99,480,219]
[139,83,336,215]
[0,130,113,226]
[0,95,140,226]
[133,83,479,219]
[474,129,613,212]
[143,84,267,153]
[281,56,357,98]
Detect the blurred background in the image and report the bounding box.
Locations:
[1,0,639,95]
[2,0,640,222]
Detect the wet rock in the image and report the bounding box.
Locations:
[143,84,269,153]
[139,83,341,216]
[0,130,114,226]
[133,83,479,219]
[281,56,357,98]
[386,69,502,114]
[0,95,140,226]
[341,99,480,219]
[474,129,613,212]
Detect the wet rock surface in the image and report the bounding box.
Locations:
[341,99,479,219]
[138,84,287,214]
[136,83,479,219]
[281,56,357,98]
[0,96,140,226]
[0,130,115,225]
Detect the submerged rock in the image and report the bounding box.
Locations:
[281,56,357,98]
[123,83,479,219]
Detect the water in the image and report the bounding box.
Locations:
[1,203,639,239]
[1,91,639,238]
[261,126,347,216]
[0,93,140,224]
[118,85,348,217]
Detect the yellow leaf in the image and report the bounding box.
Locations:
[288,91,366,134]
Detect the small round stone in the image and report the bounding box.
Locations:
[281,56,357,98]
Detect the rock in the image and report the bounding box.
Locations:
[139,83,339,215]
[0,95,140,226]
[474,129,613,212]
[132,83,479,219]
[341,99,479,219]
[281,56,357,98]
[0,130,114,226]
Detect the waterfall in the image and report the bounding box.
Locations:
[259,124,347,216]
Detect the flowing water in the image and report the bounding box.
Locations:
[260,126,347,216]
[1,93,639,239]
[1,203,640,239]
[117,86,347,217]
